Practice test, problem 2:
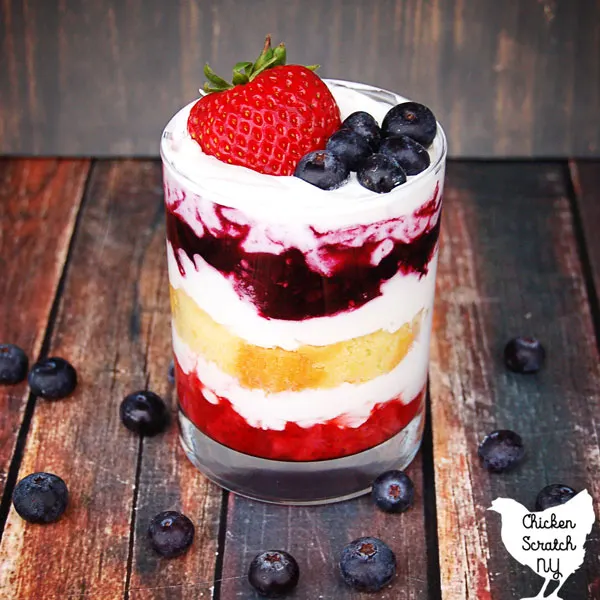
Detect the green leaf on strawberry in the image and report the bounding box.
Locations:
[188,35,341,176]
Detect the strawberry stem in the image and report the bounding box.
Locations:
[201,35,318,94]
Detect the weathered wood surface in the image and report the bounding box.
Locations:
[123,162,222,600]
[0,159,599,599]
[1,0,599,158]
[430,162,600,599]
[0,161,221,599]
[0,159,89,500]
[219,454,436,600]
[570,160,600,314]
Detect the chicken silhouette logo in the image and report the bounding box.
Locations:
[489,490,595,599]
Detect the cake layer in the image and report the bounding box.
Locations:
[165,179,440,321]
[176,358,427,461]
[168,242,437,350]
[171,284,424,394]
[172,314,430,430]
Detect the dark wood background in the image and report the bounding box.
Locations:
[1,0,599,158]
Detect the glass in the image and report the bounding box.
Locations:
[161,80,447,504]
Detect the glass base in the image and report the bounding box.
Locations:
[178,406,425,505]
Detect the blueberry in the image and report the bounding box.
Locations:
[294,150,349,190]
[0,344,28,385]
[248,550,300,597]
[28,357,77,399]
[341,111,381,151]
[326,129,372,171]
[357,153,407,194]
[372,470,415,513]
[382,102,437,146]
[120,390,169,436]
[478,430,525,473]
[535,484,577,511]
[339,537,396,592]
[148,510,195,558]
[379,135,430,176]
[504,337,545,374]
[12,472,68,524]
[167,360,175,385]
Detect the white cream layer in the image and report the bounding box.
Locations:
[161,80,446,228]
[173,310,431,431]
[168,241,438,350]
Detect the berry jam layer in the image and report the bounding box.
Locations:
[176,360,426,461]
[165,180,441,321]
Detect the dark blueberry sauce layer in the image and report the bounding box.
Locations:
[166,186,441,321]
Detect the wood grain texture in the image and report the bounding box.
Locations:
[123,161,222,600]
[219,456,433,599]
[570,160,600,304]
[0,159,89,497]
[1,0,599,157]
[429,162,600,599]
[0,160,220,599]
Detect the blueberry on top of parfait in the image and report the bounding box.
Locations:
[357,153,407,194]
[382,102,437,147]
[326,129,372,171]
[379,135,431,176]
[341,111,381,151]
[294,150,350,190]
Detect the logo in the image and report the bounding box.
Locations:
[488,490,595,600]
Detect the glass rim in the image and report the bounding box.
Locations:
[160,79,447,218]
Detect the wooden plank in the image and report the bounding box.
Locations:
[124,163,222,600]
[219,455,433,599]
[0,160,222,599]
[0,158,90,497]
[1,0,599,158]
[429,162,600,599]
[569,160,600,303]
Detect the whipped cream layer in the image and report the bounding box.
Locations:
[168,241,438,349]
[173,311,431,430]
[161,80,446,228]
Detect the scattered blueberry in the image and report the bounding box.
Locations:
[28,357,77,399]
[341,111,381,151]
[248,550,300,597]
[326,129,372,171]
[294,150,349,190]
[379,135,430,176]
[12,472,68,524]
[0,344,28,385]
[372,470,415,513]
[148,510,195,558]
[167,360,175,385]
[535,484,577,511]
[120,390,169,436]
[504,337,545,374]
[478,430,525,473]
[339,537,396,592]
[357,153,406,193]
[382,102,437,146]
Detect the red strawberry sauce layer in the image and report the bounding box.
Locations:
[166,183,441,321]
[176,360,425,461]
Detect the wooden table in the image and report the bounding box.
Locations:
[0,158,598,599]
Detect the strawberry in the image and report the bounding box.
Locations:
[187,36,341,176]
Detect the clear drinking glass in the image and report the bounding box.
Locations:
[161,80,447,504]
